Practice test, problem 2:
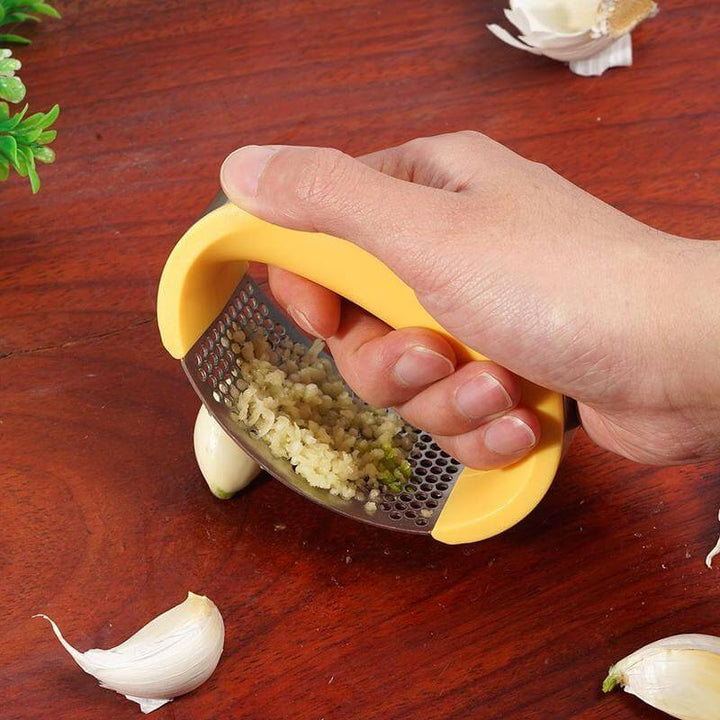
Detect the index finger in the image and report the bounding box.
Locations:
[267,265,341,339]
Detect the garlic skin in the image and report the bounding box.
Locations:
[604,634,720,720]
[36,592,224,714]
[487,0,658,77]
[194,404,260,498]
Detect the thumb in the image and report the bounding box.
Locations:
[220,144,463,290]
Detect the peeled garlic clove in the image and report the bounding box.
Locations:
[603,634,720,720]
[194,404,261,498]
[36,592,224,714]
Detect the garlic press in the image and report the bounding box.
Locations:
[157,192,571,544]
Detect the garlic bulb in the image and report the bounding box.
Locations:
[36,592,224,714]
[603,634,720,720]
[487,0,658,77]
[707,508,720,569]
[194,404,261,498]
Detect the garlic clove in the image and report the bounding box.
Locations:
[511,0,601,35]
[36,592,224,714]
[193,404,261,498]
[604,634,720,720]
[488,0,657,76]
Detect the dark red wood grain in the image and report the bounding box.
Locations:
[1,1,719,718]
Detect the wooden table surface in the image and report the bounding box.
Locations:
[2,1,719,718]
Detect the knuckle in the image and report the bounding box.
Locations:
[457,451,487,470]
[456,129,484,140]
[401,136,440,163]
[346,374,390,408]
[452,439,504,471]
[403,135,435,151]
[293,148,353,207]
[434,437,484,469]
[334,357,385,408]
[456,130,492,147]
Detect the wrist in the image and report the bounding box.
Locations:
[657,234,720,410]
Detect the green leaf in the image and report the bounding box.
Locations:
[5,12,42,23]
[34,3,61,19]
[31,144,53,163]
[0,47,26,102]
[0,33,30,44]
[0,100,58,191]
[0,101,27,130]
[27,162,39,191]
[13,124,42,143]
[18,141,33,164]
[41,102,59,125]
[0,0,61,46]
[17,109,45,128]
[0,55,22,73]
[0,73,25,102]
[0,131,18,161]
[0,1,61,24]
[36,128,55,143]
[12,147,27,175]
[20,103,59,131]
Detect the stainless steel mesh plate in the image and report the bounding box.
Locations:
[183,275,464,534]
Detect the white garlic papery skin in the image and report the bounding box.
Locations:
[36,592,224,714]
[194,404,261,498]
[604,634,720,720]
[487,0,658,77]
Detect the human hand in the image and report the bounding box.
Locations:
[220,132,720,469]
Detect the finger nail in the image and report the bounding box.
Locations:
[288,306,324,339]
[393,346,454,388]
[484,416,537,456]
[221,145,281,199]
[455,372,513,420]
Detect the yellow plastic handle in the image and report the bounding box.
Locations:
[157,203,564,544]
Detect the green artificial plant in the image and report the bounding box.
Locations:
[0,0,61,44]
[0,0,59,192]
